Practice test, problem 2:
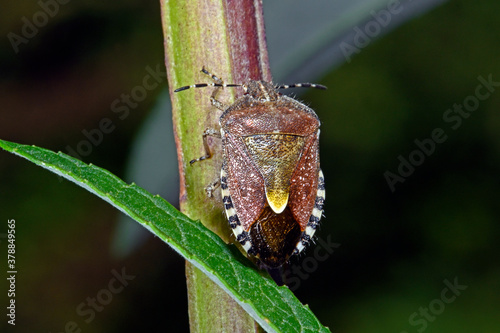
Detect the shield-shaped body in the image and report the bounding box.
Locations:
[219,81,325,268]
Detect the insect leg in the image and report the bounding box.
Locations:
[205,178,221,197]
[201,67,228,111]
[189,128,221,165]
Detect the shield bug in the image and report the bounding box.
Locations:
[175,68,326,271]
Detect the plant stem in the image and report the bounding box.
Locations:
[160,0,271,331]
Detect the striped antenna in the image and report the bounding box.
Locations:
[174,83,241,92]
[174,67,327,92]
[174,67,242,92]
[277,83,327,90]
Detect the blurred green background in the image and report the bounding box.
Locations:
[1,0,499,332]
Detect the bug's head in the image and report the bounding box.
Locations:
[243,80,280,102]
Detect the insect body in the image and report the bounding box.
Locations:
[175,68,326,269]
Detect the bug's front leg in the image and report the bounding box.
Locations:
[200,67,228,111]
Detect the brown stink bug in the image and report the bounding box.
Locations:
[175,68,326,273]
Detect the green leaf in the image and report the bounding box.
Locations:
[0,139,330,333]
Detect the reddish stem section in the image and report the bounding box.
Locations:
[224,0,272,85]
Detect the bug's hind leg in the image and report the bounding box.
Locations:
[205,178,220,198]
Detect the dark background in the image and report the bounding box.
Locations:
[1,0,499,332]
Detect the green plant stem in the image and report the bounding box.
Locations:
[160,0,271,331]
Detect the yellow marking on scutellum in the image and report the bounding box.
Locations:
[266,188,289,214]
